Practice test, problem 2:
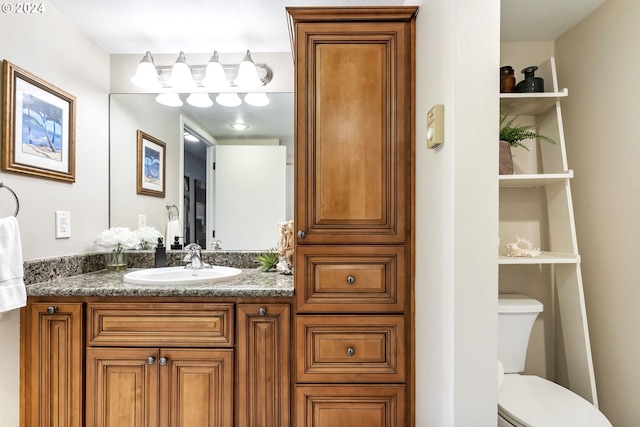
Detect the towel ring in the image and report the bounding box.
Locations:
[0,182,20,217]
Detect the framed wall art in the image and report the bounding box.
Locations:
[1,60,76,182]
[136,129,166,197]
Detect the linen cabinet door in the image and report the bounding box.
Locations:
[293,20,411,246]
[159,349,234,427]
[21,302,84,427]
[237,304,291,427]
[295,385,405,427]
[85,347,159,427]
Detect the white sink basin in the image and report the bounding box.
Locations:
[123,266,242,286]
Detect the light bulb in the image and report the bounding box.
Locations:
[167,51,196,91]
[130,51,161,90]
[216,93,241,107]
[155,93,183,107]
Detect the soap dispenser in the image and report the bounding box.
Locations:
[155,237,167,268]
[170,236,183,250]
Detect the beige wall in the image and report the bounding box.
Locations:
[555,0,640,425]
[0,4,110,427]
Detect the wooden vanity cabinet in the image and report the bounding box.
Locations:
[236,304,290,427]
[20,302,84,427]
[288,6,417,427]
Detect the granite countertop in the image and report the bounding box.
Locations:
[26,268,294,298]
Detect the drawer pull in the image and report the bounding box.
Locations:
[297,230,306,239]
[159,357,168,366]
[146,356,156,365]
[346,347,355,357]
[46,306,58,315]
[346,275,356,284]
[258,307,267,316]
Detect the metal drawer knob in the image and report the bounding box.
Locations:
[146,356,156,365]
[258,307,267,316]
[159,357,168,366]
[297,230,306,239]
[346,347,355,357]
[46,306,58,315]
[346,275,356,284]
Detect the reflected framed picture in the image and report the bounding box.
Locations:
[136,129,166,197]
[1,60,76,182]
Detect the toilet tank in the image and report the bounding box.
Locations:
[498,294,543,373]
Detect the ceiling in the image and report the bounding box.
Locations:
[47,0,608,53]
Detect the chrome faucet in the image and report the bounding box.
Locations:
[183,243,211,269]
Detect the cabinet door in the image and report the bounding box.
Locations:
[296,385,405,427]
[159,349,233,427]
[85,348,160,427]
[22,302,83,427]
[237,304,290,427]
[293,20,412,245]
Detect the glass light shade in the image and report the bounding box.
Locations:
[130,52,161,89]
[215,92,241,107]
[201,51,229,90]
[234,50,262,89]
[244,92,270,107]
[186,93,213,108]
[167,51,196,91]
[155,93,183,107]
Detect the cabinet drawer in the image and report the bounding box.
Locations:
[87,303,234,347]
[296,246,405,313]
[296,315,405,383]
[295,385,405,427]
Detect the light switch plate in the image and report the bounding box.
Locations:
[427,104,444,149]
[55,211,71,238]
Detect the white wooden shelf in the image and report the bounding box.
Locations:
[499,171,573,187]
[498,57,598,406]
[500,89,568,115]
[499,251,580,265]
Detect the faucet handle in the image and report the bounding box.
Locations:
[184,243,202,251]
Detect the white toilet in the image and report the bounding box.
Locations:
[498,293,612,427]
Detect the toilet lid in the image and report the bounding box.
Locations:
[498,375,612,427]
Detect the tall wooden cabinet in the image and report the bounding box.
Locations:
[287,7,417,426]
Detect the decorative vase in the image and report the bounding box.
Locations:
[106,246,127,271]
[499,140,513,175]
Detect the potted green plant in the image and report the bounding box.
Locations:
[499,113,556,174]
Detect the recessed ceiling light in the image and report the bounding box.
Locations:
[230,122,250,131]
[183,131,199,142]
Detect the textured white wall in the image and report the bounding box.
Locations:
[414,0,500,425]
[555,0,640,424]
[0,5,110,427]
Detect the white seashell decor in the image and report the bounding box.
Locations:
[505,236,541,258]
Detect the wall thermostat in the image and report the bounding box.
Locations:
[426,104,444,149]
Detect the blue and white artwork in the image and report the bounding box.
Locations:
[144,146,161,184]
[20,93,64,161]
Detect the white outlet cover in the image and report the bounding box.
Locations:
[55,211,71,238]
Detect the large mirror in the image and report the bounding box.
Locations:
[109,92,294,251]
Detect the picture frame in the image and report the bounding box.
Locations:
[136,129,166,197]
[1,60,76,182]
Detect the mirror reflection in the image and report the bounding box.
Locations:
[109,92,294,251]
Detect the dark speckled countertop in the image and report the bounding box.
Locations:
[26,268,294,298]
[23,251,293,298]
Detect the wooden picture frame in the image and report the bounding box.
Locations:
[1,60,76,182]
[136,129,166,197]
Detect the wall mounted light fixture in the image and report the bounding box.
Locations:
[131,50,273,108]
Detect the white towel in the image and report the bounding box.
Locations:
[0,216,26,314]
[166,219,181,248]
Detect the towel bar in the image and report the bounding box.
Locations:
[0,182,20,216]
